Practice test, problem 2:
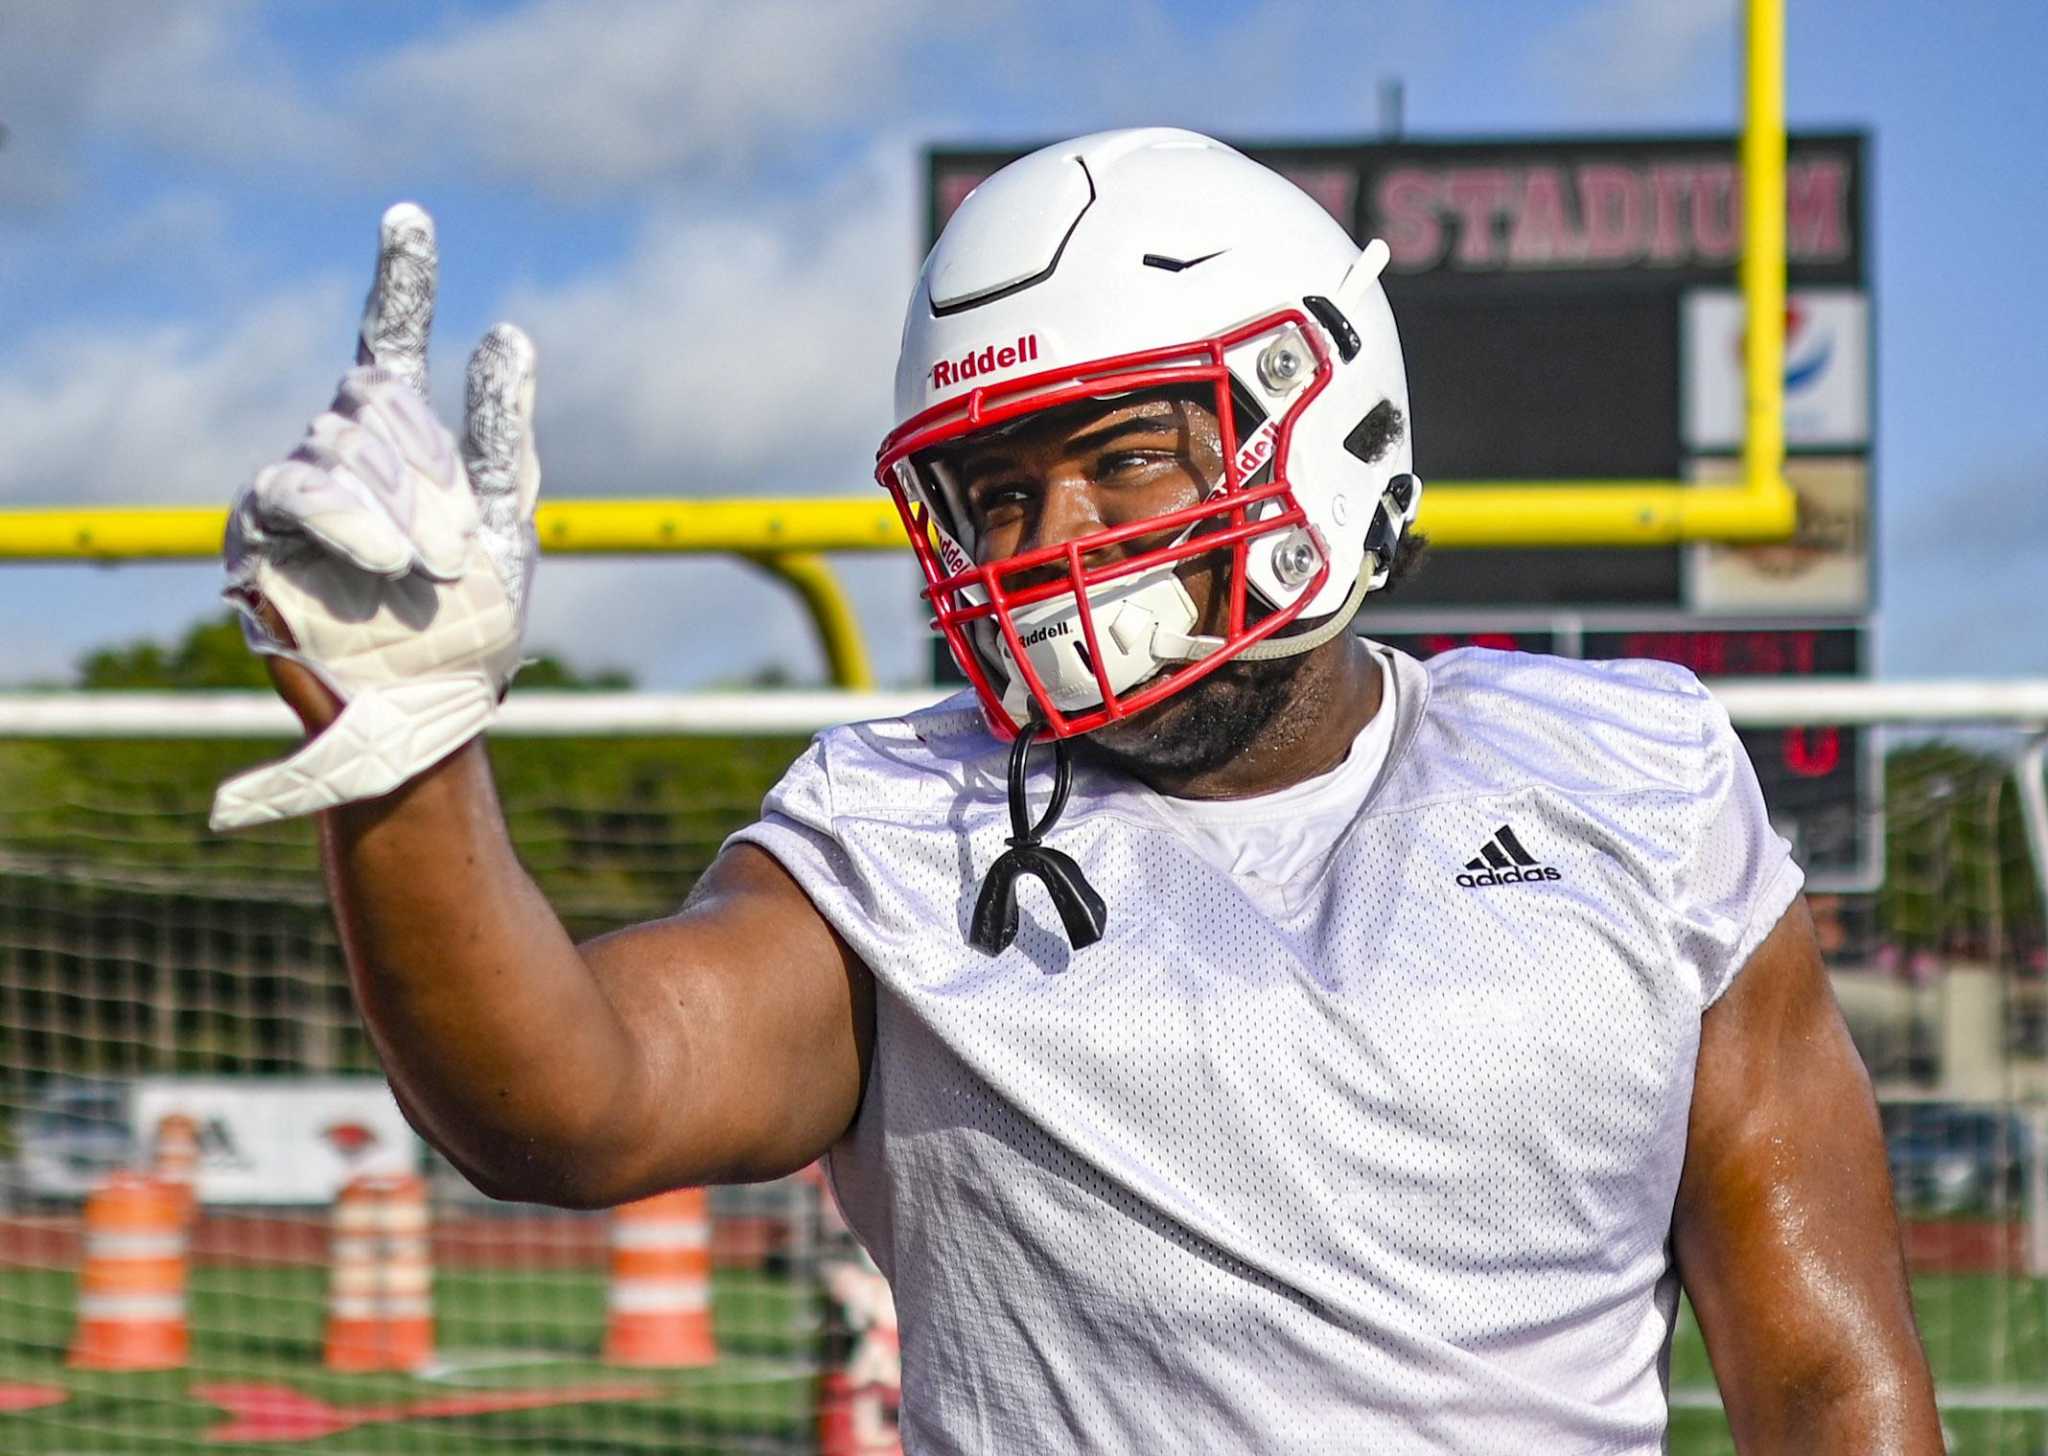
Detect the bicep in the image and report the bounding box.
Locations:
[578,841,874,1195]
[1673,897,1940,1449]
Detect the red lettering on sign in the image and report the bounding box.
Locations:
[1690,162,1739,260]
[1787,157,1850,262]
[1784,726,1841,778]
[1378,168,1443,268]
[1445,169,1513,267]
[1508,167,1585,266]
[1647,164,1693,264]
[1369,153,1852,273]
[1578,164,1644,265]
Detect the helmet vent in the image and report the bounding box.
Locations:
[1343,401,1404,466]
[930,159,1098,317]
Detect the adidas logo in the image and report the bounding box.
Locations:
[1456,824,1562,889]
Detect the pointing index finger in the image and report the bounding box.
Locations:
[357,202,437,399]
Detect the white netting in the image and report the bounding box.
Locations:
[0,684,2043,1454]
[0,696,884,1455]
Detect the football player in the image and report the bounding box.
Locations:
[220,130,1940,1452]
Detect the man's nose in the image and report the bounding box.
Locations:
[1023,472,1108,558]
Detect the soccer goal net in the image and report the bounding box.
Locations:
[0,681,2044,1455]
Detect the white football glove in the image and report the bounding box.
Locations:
[210,203,541,831]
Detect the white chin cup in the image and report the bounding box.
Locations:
[996,566,1215,720]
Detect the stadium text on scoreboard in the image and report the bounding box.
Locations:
[924,132,1876,889]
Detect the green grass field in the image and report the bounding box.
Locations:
[1,1265,818,1453]
[1670,1275,2048,1455]
[3,1267,2044,1452]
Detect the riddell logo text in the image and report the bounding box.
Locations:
[1234,420,1278,478]
[1018,619,1071,648]
[1455,865,1563,889]
[932,334,1039,390]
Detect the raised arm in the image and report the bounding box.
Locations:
[222,205,871,1207]
[1672,898,1942,1452]
[301,697,871,1207]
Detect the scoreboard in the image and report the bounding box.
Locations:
[925,132,1878,889]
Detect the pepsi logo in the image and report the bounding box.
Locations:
[1737,301,1833,394]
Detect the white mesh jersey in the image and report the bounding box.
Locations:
[730,645,1803,1454]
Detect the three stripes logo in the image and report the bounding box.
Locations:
[1456,824,1563,889]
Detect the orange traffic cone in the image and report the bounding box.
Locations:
[603,1188,716,1367]
[323,1172,433,1372]
[149,1113,201,1226]
[68,1172,188,1370]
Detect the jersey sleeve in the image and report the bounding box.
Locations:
[720,734,863,922]
[1678,692,1805,1009]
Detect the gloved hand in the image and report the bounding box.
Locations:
[210,203,541,831]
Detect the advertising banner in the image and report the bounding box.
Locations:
[1683,288,1870,451]
[1684,455,1871,613]
[132,1078,420,1205]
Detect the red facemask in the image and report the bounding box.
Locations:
[877,306,1335,740]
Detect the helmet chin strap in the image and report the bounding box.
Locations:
[1137,467,1410,667]
[1231,562,1376,661]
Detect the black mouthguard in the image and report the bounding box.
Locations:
[969,730,1107,954]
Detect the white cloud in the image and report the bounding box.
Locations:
[85,191,233,274]
[0,2,193,212]
[496,145,911,497]
[1530,0,1736,117]
[0,277,352,506]
[2,0,984,204]
[488,135,928,683]
[87,2,330,171]
[362,0,982,196]
[0,0,327,207]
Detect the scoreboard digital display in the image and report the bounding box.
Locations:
[925,131,1878,889]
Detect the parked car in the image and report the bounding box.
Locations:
[17,1078,133,1204]
[1882,1102,2029,1219]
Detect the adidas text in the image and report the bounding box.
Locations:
[1456,866,1563,889]
[1456,824,1560,889]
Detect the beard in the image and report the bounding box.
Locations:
[1074,649,1313,782]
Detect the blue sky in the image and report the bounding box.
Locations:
[2,0,2042,687]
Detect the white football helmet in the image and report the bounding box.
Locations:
[877,127,1421,739]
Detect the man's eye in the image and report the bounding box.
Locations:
[1097,449,1168,478]
[971,483,1032,518]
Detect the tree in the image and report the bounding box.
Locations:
[76,615,270,689]
[74,614,636,691]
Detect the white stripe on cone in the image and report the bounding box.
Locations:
[81,1232,187,1259]
[327,1294,434,1320]
[606,1280,713,1314]
[334,1203,429,1233]
[609,1220,710,1249]
[77,1293,187,1320]
[330,1266,432,1297]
